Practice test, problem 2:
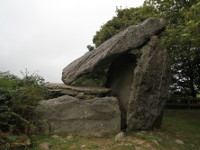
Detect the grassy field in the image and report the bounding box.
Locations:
[26,109,200,150]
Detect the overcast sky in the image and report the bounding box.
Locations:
[0,0,144,83]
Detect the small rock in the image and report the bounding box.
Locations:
[51,135,60,139]
[124,143,133,146]
[152,139,159,145]
[135,146,142,150]
[66,135,73,141]
[25,138,31,146]
[175,139,184,145]
[39,142,50,150]
[115,143,133,147]
[80,145,87,148]
[89,132,105,137]
[115,132,126,142]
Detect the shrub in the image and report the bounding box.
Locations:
[0,70,51,136]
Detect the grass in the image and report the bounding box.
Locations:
[26,109,200,150]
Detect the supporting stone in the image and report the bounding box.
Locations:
[127,36,170,131]
[34,95,121,136]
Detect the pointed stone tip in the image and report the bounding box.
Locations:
[141,17,167,37]
[141,17,167,27]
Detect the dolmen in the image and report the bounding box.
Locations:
[34,18,170,136]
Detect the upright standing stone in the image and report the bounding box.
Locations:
[127,36,170,131]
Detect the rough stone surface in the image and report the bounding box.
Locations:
[47,83,111,96]
[62,18,167,84]
[51,135,60,139]
[65,135,73,141]
[127,36,170,131]
[115,132,126,142]
[106,53,137,130]
[80,145,87,148]
[175,139,184,145]
[39,142,50,150]
[34,95,120,135]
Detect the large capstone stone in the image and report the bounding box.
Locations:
[34,95,121,136]
[62,18,167,85]
[126,36,170,131]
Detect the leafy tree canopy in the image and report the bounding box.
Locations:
[146,0,200,97]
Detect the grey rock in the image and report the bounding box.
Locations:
[175,139,184,145]
[127,36,170,131]
[115,132,126,142]
[123,143,133,146]
[135,146,142,150]
[25,138,31,146]
[49,89,78,97]
[34,95,120,135]
[62,18,167,84]
[80,145,87,148]
[152,139,159,145]
[50,135,64,141]
[47,83,111,96]
[51,135,60,139]
[39,142,50,150]
[65,135,73,141]
[115,143,133,147]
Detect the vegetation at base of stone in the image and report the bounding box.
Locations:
[0,70,51,147]
[87,0,200,98]
[24,110,200,150]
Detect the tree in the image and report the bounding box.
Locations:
[145,0,200,97]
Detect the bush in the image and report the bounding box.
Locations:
[0,70,51,137]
